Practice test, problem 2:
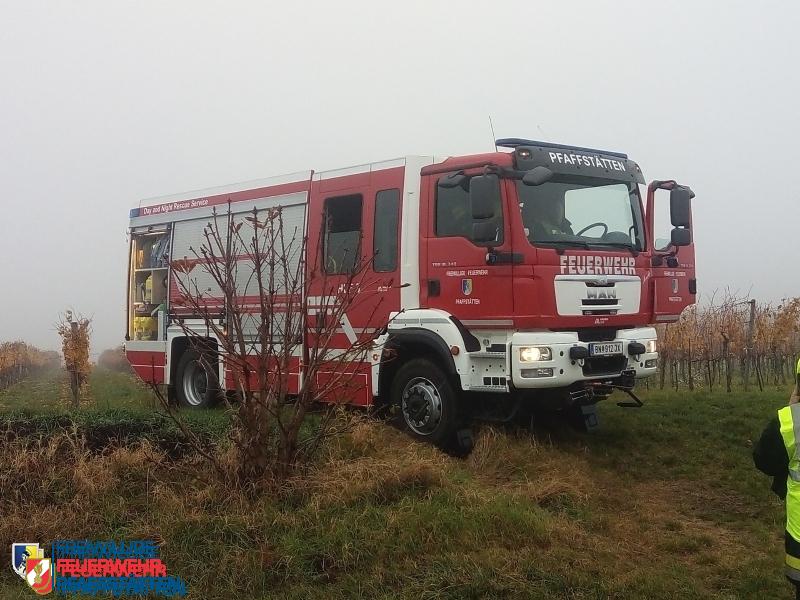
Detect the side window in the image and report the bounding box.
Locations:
[435,180,470,237]
[373,189,400,272]
[435,176,503,244]
[324,194,362,274]
[652,189,672,251]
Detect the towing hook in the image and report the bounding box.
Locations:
[616,387,644,408]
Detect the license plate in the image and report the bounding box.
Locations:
[589,342,623,356]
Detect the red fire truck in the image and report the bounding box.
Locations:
[125,139,695,441]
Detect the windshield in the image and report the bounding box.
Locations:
[517,177,645,251]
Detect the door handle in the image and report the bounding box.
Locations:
[486,251,523,265]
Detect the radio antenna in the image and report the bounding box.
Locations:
[537,124,547,138]
[488,115,498,151]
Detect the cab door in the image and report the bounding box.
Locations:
[646,180,696,323]
[421,172,514,324]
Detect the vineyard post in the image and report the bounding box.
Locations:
[722,332,732,393]
[672,358,678,391]
[743,299,756,392]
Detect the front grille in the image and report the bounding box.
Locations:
[582,355,627,376]
[576,328,617,342]
[581,298,618,306]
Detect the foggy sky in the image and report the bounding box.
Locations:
[1,0,798,354]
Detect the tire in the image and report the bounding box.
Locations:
[390,358,460,446]
[175,349,219,409]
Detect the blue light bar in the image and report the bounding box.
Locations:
[130,208,140,218]
[495,138,628,159]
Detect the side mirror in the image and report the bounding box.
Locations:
[670,185,694,227]
[469,175,500,220]
[522,166,554,187]
[671,227,691,247]
[472,221,498,245]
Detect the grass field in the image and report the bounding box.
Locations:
[0,368,795,599]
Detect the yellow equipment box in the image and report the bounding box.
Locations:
[133,316,158,341]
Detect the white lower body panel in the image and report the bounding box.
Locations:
[510,327,658,389]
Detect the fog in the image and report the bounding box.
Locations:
[1,0,797,354]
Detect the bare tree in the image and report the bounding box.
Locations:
[152,203,391,485]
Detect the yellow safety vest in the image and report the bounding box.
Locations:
[779,358,800,580]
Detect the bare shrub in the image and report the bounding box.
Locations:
[155,204,391,487]
[56,310,92,406]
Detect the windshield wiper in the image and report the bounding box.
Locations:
[536,239,592,254]
[558,240,592,249]
[534,239,641,256]
[593,242,640,257]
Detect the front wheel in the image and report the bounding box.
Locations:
[391,358,460,446]
[175,349,219,409]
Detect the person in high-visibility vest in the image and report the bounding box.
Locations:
[754,358,800,598]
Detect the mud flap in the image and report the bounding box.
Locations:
[580,404,600,432]
[567,403,600,433]
[456,428,475,453]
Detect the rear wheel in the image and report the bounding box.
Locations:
[175,349,218,409]
[391,358,460,446]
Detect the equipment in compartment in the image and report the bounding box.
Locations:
[129,228,171,341]
[135,232,171,269]
[133,304,159,340]
[142,274,153,303]
[151,234,170,267]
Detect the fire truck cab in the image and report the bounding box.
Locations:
[125,139,695,442]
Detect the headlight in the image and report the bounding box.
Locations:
[645,340,657,354]
[519,346,552,362]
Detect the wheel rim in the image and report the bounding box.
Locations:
[182,359,208,406]
[401,377,443,436]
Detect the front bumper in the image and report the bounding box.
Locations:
[510,327,658,389]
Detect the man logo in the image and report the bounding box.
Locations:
[461,278,473,296]
[587,287,616,300]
